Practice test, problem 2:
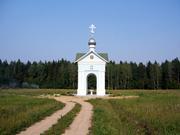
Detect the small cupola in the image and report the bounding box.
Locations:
[88,38,96,51]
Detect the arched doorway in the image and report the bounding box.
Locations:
[87,73,97,94]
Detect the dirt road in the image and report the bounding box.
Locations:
[17,97,75,135]
[17,96,93,135]
[17,95,136,135]
[59,96,93,135]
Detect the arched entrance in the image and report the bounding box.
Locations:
[87,73,97,95]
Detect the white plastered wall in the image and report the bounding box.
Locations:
[77,52,106,96]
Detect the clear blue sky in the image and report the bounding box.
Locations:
[0,0,180,63]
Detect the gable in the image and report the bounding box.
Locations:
[79,52,105,64]
[75,52,108,63]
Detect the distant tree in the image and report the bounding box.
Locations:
[152,61,161,89]
[28,61,38,84]
[137,63,147,89]
[147,61,155,89]
[0,58,180,89]
[106,61,115,89]
[14,59,25,84]
[130,62,138,88]
[146,61,161,89]
[161,60,173,89]
[69,63,77,88]
[171,58,180,88]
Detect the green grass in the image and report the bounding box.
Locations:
[108,89,180,97]
[0,93,64,135]
[89,90,180,135]
[42,103,81,135]
[1,89,179,135]
[0,89,75,96]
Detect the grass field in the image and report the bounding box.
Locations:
[89,90,180,135]
[0,90,66,135]
[0,89,75,96]
[0,89,179,135]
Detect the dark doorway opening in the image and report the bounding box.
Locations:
[87,74,96,94]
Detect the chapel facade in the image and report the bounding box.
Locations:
[75,26,108,96]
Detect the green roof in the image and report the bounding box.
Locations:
[98,53,109,61]
[75,52,108,61]
[76,53,86,61]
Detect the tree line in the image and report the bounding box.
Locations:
[0,58,180,89]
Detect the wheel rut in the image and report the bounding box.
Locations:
[17,96,93,135]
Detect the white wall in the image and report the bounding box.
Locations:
[77,52,106,96]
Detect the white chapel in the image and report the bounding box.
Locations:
[75,24,108,96]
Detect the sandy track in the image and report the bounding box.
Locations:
[60,96,93,135]
[61,95,137,135]
[17,97,75,135]
[17,95,135,135]
[17,96,93,135]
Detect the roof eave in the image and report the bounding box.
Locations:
[93,52,109,63]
